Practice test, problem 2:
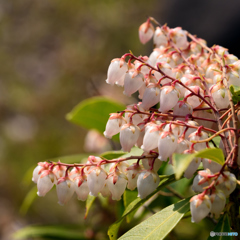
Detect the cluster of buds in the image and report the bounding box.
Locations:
[32,155,161,204]
[33,17,240,224]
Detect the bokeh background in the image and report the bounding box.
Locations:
[1,0,240,239]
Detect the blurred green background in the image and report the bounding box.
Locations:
[1,0,240,239]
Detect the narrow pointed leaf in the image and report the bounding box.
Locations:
[13,225,85,240]
[84,195,96,219]
[123,190,138,223]
[108,174,177,240]
[118,197,190,240]
[194,148,224,165]
[207,213,232,240]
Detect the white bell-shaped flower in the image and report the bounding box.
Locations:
[106,58,128,85]
[210,190,226,219]
[126,163,142,190]
[142,158,162,172]
[171,28,188,50]
[37,170,56,197]
[107,173,127,201]
[173,101,193,117]
[184,121,199,139]
[56,177,75,206]
[141,85,160,110]
[192,169,212,193]
[139,20,154,44]
[142,124,161,152]
[158,131,177,161]
[184,86,203,109]
[211,82,229,109]
[87,167,107,196]
[189,130,208,151]
[164,123,183,137]
[104,113,125,139]
[190,194,212,223]
[175,138,190,154]
[100,183,111,198]
[53,165,67,180]
[74,177,89,201]
[159,86,180,113]
[153,27,168,48]
[137,170,160,199]
[148,48,165,66]
[216,172,237,197]
[120,124,140,152]
[123,70,144,97]
[32,163,48,183]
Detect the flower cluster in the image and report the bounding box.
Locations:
[33,17,240,224]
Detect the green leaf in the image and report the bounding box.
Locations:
[118,197,190,240]
[13,225,86,240]
[172,154,194,180]
[194,148,225,165]
[49,154,89,164]
[229,85,240,104]
[19,186,37,216]
[123,190,138,223]
[108,174,177,240]
[100,150,126,160]
[66,96,126,133]
[207,213,232,240]
[173,148,225,180]
[84,195,96,219]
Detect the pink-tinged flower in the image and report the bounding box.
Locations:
[123,70,144,97]
[106,58,127,85]
[184,86,204,109]
[142,158,162,172]
[56,176,75,206]
[153,27,168,48]
[37,170,56,197]
[32,162,49,183]
[210,189,226,219]
[141,84,161,110]
[216,172,237,196]
[190,194,212,223]
[126,163,142,190]
[173,101,193,117]
[120,123,140,152]
[104,113,125,139]
[158,131,177,161]
[170,27,189,50]
[137,170,160,199]
[73,175,89,201]
[192,169,212,193]
[142,123,161,152]
[87,167,107,197]
[106,169,128,201]
[211,82,229,109]
[159,86,180,113]
[139,20,154,44]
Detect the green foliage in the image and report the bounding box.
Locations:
[173,148,225,180]
[207,213,232,240]
[123,190,138,223]
[101,151,126,160]
[66,96,125,133]
[84,195,96,219]
[229,85,240,104]
[108,174,178,240]
[118,197,190,240]
[13,225,86,240]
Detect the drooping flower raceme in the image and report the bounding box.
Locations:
[32,18,240,228]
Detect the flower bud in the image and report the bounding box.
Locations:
[106,58,127,85]
[120,124,140,152]
[137,170,160,199]
[37,170,56,197]
[107,174,127,200]
[190,194,212,223]
[139,20,154,44]
[87,167,107,196]
[74,177,89,201]
[56,177,75,206]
